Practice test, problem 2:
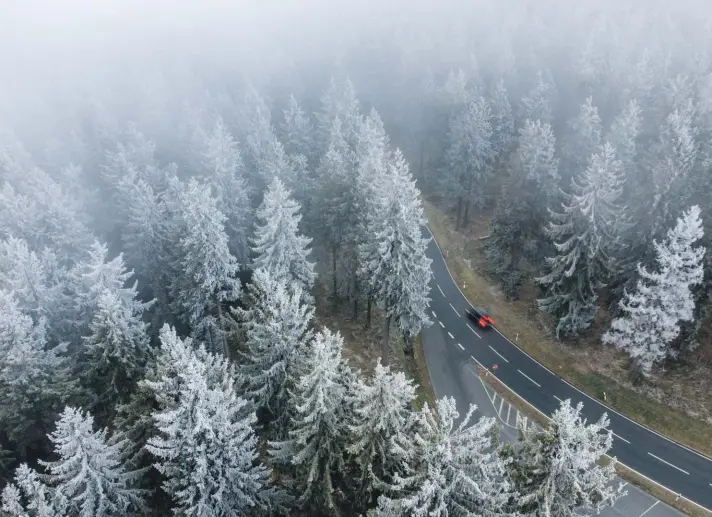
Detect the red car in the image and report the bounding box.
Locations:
[466,307,494,329]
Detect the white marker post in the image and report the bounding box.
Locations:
[515,333,519,342]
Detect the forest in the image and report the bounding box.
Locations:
[0,0,711,515]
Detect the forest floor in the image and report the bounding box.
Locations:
[312,280,436,411]
[423,197,712,457]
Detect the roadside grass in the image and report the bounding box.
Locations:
[477,366,712,517]
[423,199,712,458]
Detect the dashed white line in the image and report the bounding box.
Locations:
[447,331,454,339]
[553,395,563,403]
[647,453,689,475]
[449,303,461,317]
[439,321,445,328]
[437,284,445,297]
[488,345,509,363]
[517,369,541,388]
[432,310,437,319]
[467,324,482,339]
[639,501,659,517]
[457,343,465,351]
[612,432,631,444]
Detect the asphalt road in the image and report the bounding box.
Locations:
[421,228,712,513]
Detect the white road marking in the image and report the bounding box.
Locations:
[488,345,509,363]
[517,369,541,388]
[639,501,659,517]
[437,284,445,297]
[457,343,465,351]
[447,331,454,339]
[467,324,482,339]
[432,310,437,318]
[647,453,689,475]
[498,397,504,415]
[612,432,631,444]
[506,404,511,424]
[449,303,461,317]
[439,321,445,328]
[553,395,563,403]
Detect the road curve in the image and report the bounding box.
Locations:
[421,227,712,512]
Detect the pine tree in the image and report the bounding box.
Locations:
[251,177,316,299]
[1,463,65,517]
[563,96,603,182]
[603,206,705,377]
[507,399,623,517]
[442,96,494,227]
[381,398,511,517]
[0,290,78,455]
[269,329,348,516]
[199,116,252,263]
[40,407,145,517]
[317,77,361,154]
[520,69,557,124]
[172,178,240,356]
[236,268,313,435]
[607,99,643,178]
[360,150,432,362]
[82,287,153,411]
[347,360,416,504]
[538,143,626,337]
[489,78,515,159]
[147,349,283,517]
[281,94,316,165]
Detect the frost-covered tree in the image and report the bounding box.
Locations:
[147,347,283,517]
[507,399,623,517]
[520,69,557,124]
[380,398,511,517]
[489,78,515,159]
[360,150,432,362]
[40,407,145,517]
[199,116,252,263]
[347,360,416,504]
[82,287,153,411]
[538,143,626,337]
[607,99,643,178]
[603,206,705,376]
[251,178,316,300]
[0,290,78,455]
[171,178,240,356]
[269,329,348,516]
[518,119,561,198]
[281,94,316,165]
[236,268,313,435]
[317,77,361,154]
[563,96,602,180]
[1,463,65,517]
[442,96,494,227]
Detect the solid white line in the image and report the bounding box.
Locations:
[647,453,689,475]
[437,284,445,297]
[517,369,541,388]
[470,355,485,369]
[488,345,509,363]
[457,343,465,351]
[498,397,504,415]
[553,395,563,403]
[467,324,482,339]
[432,310,437,318]
[506,404,512,424]
[439,321,445,328]
[449,303,461,317]
[639,501,659,517]
[612,432,631,444]
[447,331,454,339]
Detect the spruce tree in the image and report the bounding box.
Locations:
[281,94,316,165]
[603,205,705,376]
[520,69,557,124]
[40,407,145,517]
[489,78,515,159]
[1,463,64,517]
[563,96,603,183]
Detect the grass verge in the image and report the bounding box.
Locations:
[477,366,712,517]
[423,200,712,457]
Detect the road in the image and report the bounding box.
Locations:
[421,228,712,514]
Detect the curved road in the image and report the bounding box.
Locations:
[421,228,712,513]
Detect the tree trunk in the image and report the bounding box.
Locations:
[366,297,372,328]
[332,248,338,310]
[456,196,463,230]
[403,332,414,357]
[463,174,474,226]
[352,273,359,320]
[382,314,392,365]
